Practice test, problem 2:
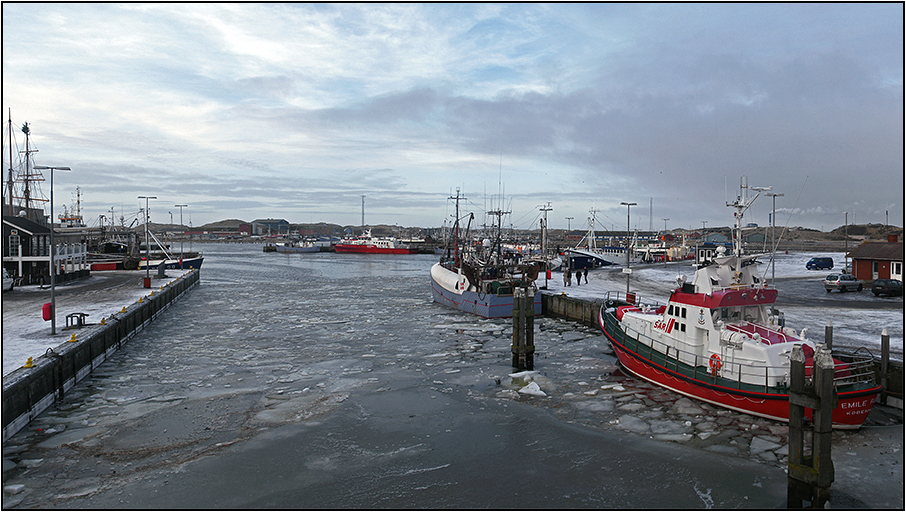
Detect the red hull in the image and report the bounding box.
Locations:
[334,244,416,254]
[600,312,880,429]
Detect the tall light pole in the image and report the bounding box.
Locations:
[621,202,636,294]
[844,212,848,273]
[662,218,670,266]
[138,196,157,286]
[175,204,187,256]
[34,165,71,335]
[765,192,784,286]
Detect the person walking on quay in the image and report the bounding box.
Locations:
[564,267,571,286]
[576,268,582,286]
[584,268,589,284]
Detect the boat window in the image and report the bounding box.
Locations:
[668,305,674,316]
[720,308,729,319]
[680,323,686,332]
[681,307,687,318]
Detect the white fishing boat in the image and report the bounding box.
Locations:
[598,179,880,428]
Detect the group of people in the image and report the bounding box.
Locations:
[562,267,588,286]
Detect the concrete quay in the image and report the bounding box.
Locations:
[2,269,199,442]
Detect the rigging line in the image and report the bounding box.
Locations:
[761,175,808,283]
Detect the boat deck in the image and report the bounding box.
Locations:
[724,321,799,346]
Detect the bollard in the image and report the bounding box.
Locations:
[824,320,832,351]
[881,328,890,405]
[788,343,836,508]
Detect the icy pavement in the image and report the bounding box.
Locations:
[2,270,191,376]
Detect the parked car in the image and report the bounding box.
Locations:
[871,279,903,297]
[824,273,863,293]
[806,257,834,270]
[2,269,13,292]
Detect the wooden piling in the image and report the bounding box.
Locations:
[787,343,836,508]
[511,287,535,371]
[881,328,890,405]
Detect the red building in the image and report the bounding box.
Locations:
[847,235,903,282]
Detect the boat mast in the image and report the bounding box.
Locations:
[6,109,14,217]
[727,176,770,257]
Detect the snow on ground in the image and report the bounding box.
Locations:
[2,270,190,376]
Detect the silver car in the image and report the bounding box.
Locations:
[824,273,863,293]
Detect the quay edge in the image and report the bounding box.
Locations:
[539,291,905,411]
[1,269,200,442]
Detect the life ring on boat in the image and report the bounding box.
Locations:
[709,354,722,376]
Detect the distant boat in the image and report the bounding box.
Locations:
[430,191,541,318]
[274,240,320,253]
[335,229,417,254]
[566,210,640,267]
[137,254,204,270]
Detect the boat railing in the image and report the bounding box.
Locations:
[603,290,663,309]
[604,309,877,393]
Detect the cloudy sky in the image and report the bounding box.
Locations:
[2,3,902,232]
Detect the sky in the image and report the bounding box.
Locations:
[2,3,903,232]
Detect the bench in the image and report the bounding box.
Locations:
[66,312,89,328]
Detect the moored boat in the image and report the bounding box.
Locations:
[430,191,541,318]
[274,240,320,253]
[335,229,417,254]
[597,180,880,428]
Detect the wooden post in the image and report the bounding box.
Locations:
[788,343,836,508]
[525,288,535,371]
[511,287,535,371]
[512,287,525,369]
[824,320,832,351]
[881,328,890,405]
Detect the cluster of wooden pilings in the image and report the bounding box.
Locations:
[511,287,535,371]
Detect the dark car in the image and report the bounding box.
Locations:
[824,273,863,293]
[872,279,903,297]
[806,257,834,270]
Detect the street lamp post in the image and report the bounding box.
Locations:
[765,192,784,286]
[175,204,187,257]
[662,218,669,266]
[138,196,157,286]
[34,165,71,335]
[621,202,636,294]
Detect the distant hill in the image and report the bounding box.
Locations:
[198,219,246,230]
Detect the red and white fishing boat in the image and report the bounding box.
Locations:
[334,229,417,254]
[598,181,881,429]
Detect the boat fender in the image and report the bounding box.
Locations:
[709,354,721,376]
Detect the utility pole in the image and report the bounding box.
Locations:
[662,218,669,266]
[565,216,573,232]
[765,193,783,286]
[34,165,71,335]
[175,204,188,256]
[621,202,636,294]
[361,195,366,228]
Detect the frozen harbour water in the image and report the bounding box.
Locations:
[1,244,902,509]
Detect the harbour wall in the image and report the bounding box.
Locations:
[1,269,200,442]
[540,291,905,409]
